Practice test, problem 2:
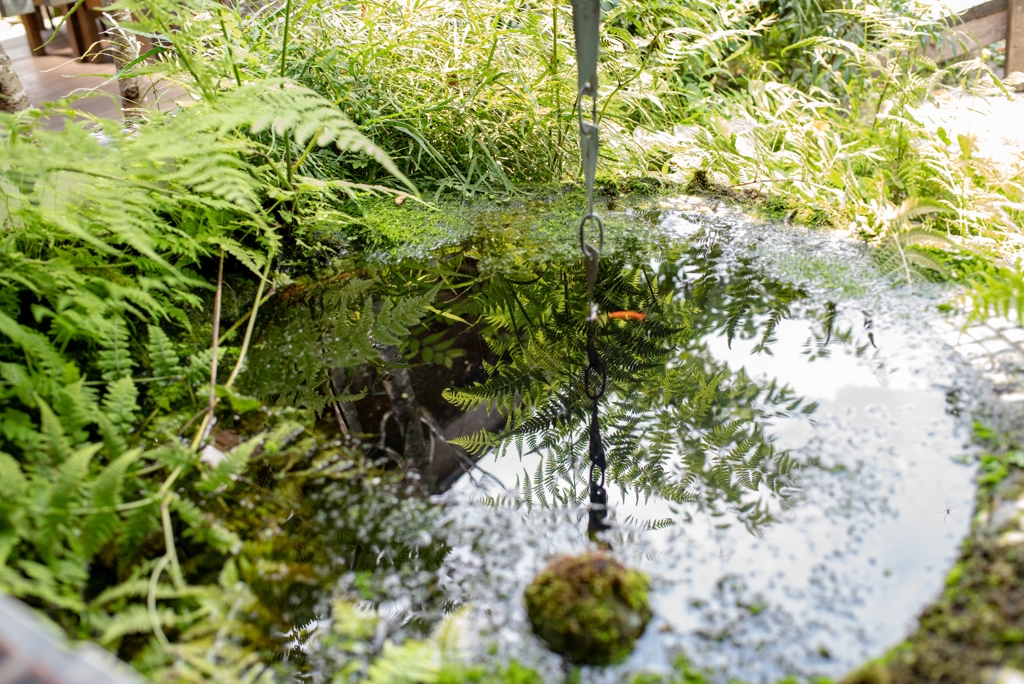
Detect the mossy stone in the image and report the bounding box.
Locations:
[523,552,652,666]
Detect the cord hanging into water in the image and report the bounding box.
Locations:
[571,0,610,536]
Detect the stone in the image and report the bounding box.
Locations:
[990,498,1020,531]
[995,350,1024,367]
[1002,328,1024,343]
[982,338,1013,355]
[989,317,1015,331]
[956,343,992,361]
[966,325,998,342]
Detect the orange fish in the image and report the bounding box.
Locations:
[608,311,646,322]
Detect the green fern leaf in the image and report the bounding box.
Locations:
[53,380,100,447]
[0,451,27,565]
[94,410,129,460]
[102,376,140,436]
[99,603,182,644]
[36,396,72,463]
[97,317,136,382]
[117,504,161,561]
[0,311,69,384]
[146,324,182,380]
[81,448,143,557]
[198,435,263,492]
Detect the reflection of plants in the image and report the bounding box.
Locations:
[715,258,807,353]
[407,331,467,368]
[243,275,435,415]
[446,238,811,530]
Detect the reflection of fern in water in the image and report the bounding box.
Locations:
[447,237,814,531]
[242,276,435,416]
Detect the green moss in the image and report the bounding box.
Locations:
[437,661,543,684]
[594,174,671,198]
[840,662,891,684]
[911,244,1001,281]
[761,194,794,221]
[757,249,867,298]
[625,654,834,684]
[685,169,714,195]
[324,191,679,268]
[945,562,964,588]
[978,451,1024,489]
[806,207,833,228]
[523,552,652,666]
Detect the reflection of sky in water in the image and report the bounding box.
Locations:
[453,307,975,682]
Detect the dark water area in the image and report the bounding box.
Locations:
[241,196,980,682]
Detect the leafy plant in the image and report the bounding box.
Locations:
[108,0,770,196]
[964,266,1024,325]
[866,198,953,290]
[0,17,442,678]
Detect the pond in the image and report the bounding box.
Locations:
[248,195,982,682]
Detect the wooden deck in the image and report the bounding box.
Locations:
[0,18,120,121]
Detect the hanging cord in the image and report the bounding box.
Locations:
[571,0,609,536]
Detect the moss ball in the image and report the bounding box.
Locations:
[523,552,652,666]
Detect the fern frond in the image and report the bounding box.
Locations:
[102,377,140,436]
[198,435,263,492]
[81,448,143,556]
[99,603,185,644]
[965,268,1024,324]
[36,396,72,463]
[147,324,183,380]
[97,317,137,382]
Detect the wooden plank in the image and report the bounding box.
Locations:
[20,9,46,55]
[958,0,1007,24]
[0,22,122,123]
[71,6,104,61]
[928,9,1008,61]
[1007,0,1024,76]
[59,4,86,57]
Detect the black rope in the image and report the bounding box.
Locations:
[584,323,609,533]
[571,0,609,537]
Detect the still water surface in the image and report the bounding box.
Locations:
[444,202,977,682]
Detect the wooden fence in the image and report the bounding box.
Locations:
[935,0,1024,75]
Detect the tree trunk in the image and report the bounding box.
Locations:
[379,346,434,492]
[100,0,144,116]
[0,42,30,114]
